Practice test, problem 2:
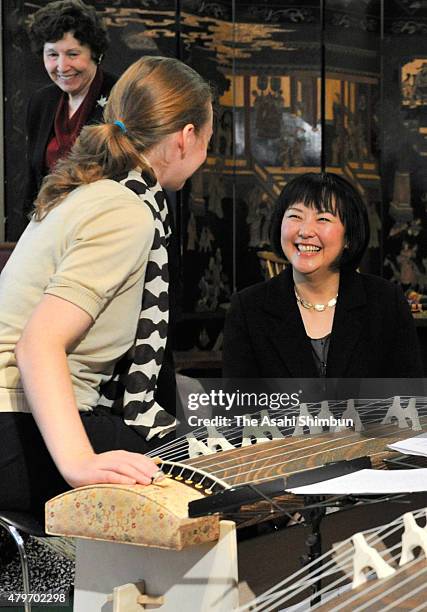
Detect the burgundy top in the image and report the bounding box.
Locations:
[45,67,105,172]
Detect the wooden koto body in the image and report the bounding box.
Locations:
[240,507,427,612]
[45,398,427,612]
[46,422,423,549]
[184,421,412,485]
[316,557,427,611]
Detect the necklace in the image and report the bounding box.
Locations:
[294,288,338,312]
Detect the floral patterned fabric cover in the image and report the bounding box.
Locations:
[45,479,220,550]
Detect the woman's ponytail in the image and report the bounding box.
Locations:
[34,56,212,220]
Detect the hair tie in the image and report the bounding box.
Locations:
[114,120,127,134]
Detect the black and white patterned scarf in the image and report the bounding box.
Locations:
[98,168,177,441]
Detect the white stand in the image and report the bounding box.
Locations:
[399,511,427,565]
[186,426,235,457]
[351,532,395,589]
[73,521,238,612]
[381,395,420,430]
[335,399,363,432]
[241,410,282,446]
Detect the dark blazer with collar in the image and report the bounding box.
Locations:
[23,71,117,226]
[223,267,423,378]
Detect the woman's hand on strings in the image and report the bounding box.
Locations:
[61,449,161,488]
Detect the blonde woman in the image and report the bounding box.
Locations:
[0,56,212,519]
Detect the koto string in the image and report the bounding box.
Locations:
[150,402,424,464]
[149,412,427,488]
[239,509,427,612]
[321,562,427,612]
[238,510,424,611]
[153,434,427,490]
[149,395,427,462]
[148,395,427,459]
[187,417,411,469]
[184,416,427,485]
[242,539,377,610]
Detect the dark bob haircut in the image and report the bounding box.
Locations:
[27,0,109,62]
[270,172,370,272]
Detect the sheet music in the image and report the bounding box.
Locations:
[287,468,427,495]
[387,432,427,456]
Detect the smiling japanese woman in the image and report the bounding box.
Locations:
[223,172,423,378]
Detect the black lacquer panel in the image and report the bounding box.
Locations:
[233,0,322,293]
[324,0,382,275]
[3,0,427,358]
[176,0,234,352]
[382,0,427,292]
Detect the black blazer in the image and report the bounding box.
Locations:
[23,70,117,224]
[223,267,423,378]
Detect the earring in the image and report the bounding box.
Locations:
[97,53,104,65]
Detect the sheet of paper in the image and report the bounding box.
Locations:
[287,468,427,495]
[388,433,427,457]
